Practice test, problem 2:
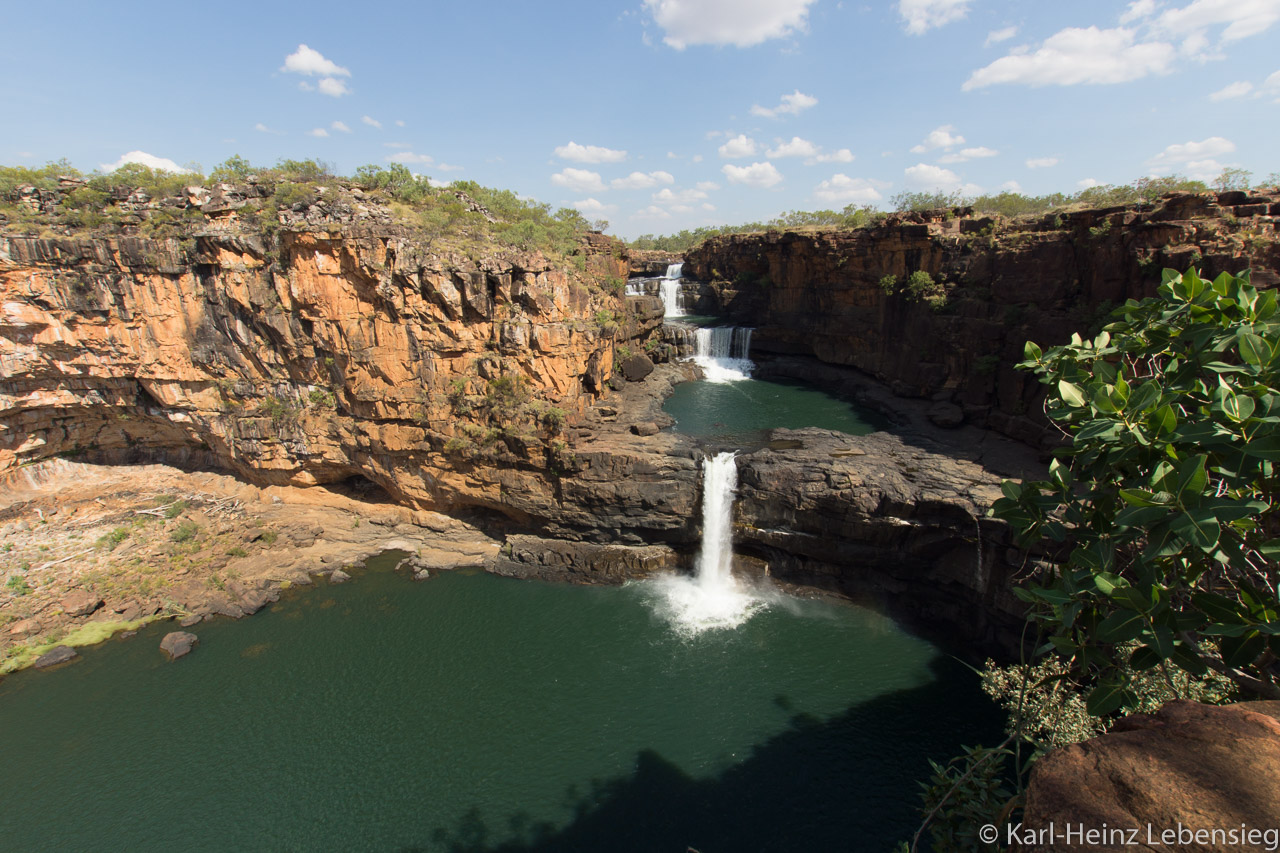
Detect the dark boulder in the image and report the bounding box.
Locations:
[619,354,655,382]
[34,646,78,668]
[160,631,199,660]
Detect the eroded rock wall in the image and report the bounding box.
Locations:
[685,191,1280,446]
[0,226,662,525]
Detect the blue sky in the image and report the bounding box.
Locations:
[2,0,1278,238]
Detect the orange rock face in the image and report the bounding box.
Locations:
[0,226,658,512]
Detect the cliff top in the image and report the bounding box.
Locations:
[0,158,622,275]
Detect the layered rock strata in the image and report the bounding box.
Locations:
[0,227,662,527]
[684,191,1280,446]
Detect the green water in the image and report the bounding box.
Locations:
[663,375,884,446]
[0,557,997,852]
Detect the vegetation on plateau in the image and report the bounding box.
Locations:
[630,168,1278,253]
[905,267,1280,850]
[0,157,606,265]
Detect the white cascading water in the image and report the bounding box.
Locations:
[660,262,685,318]
[649,452,765,635]
[691,326,754,383]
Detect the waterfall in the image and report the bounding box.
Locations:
[691,326,754,383]
[647,452,765,635]
[624,279,645,297]
[660,262,685,318]
[696,451,738,592]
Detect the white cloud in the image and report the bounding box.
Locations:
[667,151,680,159]
[766,136,819,158]
[395,120,406,127]
[1153,0,1280,43]
[555,141,628,164]
[307,128,329,138]
[1148,135,1236,166]
[692,154,704,163]
[1120,0,1157,25]
[100,150,189,173]
[1078,178,1103,189]
[904,163,964,190]
[985,26,1018,46]
[750,90,818,118]
[696,181,720,191]
[813,174,888,204]
[387,152,434,165]
[611,170,675,190]
[1265,69,1280,98]
[937,146,999,164]
[331,121,351,133]
[653,187,710,205]
[551,167,607,193]
[361,115,382,128]
[1209,80,1253,100]
[437,163,465,173]
[807,149,855,164]
[1147,136,1238,180]
[643,0,817,49]
[317,77,350,97]
[572,198,617,215]
[1026,157,1059,168]
[964,27,1176,89]
[254,122,283,135]
[910,125,965,153]
[999,180,1023,192]
[281,44,351,78]
[898,0,971,35]
[718,134,759,158]
[635,205,672,219]
[722,161,783,188]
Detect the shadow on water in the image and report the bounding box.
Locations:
[414,658,996,853]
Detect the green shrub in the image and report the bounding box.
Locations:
[170,520,200,543]
[6,575,33,596]
[96,527,131,550]
[164,500,188,519]
[906,271,934,295]
[993,268,1280,707]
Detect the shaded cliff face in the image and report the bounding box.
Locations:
[0,224,664,522]
[684,191,1280,446]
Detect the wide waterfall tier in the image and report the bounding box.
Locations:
[691,326,754,383]
[647,451,766,635]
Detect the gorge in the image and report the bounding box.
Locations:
[2,175,1279,849]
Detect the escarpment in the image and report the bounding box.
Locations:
[684,190,1280,446]
[0,216,672,534]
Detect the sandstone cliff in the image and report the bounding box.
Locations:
[0,204,665,524]
[684,190,1280,446]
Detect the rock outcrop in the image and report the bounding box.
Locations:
[685,192,1280,446]
[0,222,660,525]
[1017,700,1280,853]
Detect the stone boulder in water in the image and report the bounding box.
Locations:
[34,645,78,668]
[160,631,199,660]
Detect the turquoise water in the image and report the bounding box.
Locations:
[0,557,998,852]
[663,375,884,446]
